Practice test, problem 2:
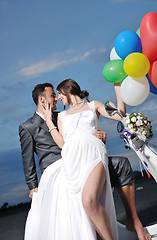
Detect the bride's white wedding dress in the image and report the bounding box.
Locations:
[24,101,118,240]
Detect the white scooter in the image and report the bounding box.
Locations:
[105,101,157,240]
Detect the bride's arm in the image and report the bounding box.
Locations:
[46,115,64,149]
[95,83,126,121]
[42,101,64,149]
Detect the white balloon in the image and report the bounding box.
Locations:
[120,76,150,106]
[110,47,121,61]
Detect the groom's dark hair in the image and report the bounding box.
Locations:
[32,83,54,105]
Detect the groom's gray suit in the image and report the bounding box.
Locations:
[19,112,61,190]
[19,112,134,190]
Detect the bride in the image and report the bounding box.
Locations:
[24,79,125,240]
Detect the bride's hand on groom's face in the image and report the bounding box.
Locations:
[40,100,52,124]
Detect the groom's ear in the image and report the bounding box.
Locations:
[38,95,45,105]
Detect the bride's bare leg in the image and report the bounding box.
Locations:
[82,161,113,240]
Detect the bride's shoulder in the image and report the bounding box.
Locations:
[89,100,101,108]
[58,111,66,122]
[92,100,101,104]
[58,110,66,115]
[88,100,97,112]
[89,101,104,113]
[92,100,103,107]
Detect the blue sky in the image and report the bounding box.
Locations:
[0,0,157,206]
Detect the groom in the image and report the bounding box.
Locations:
[19,82,147,240]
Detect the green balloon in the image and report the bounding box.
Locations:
[102,59,127,83]
[136,27,140,37]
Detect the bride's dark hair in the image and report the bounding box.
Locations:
[57,79,89,105]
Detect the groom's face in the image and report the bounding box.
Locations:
[44,87,58,110]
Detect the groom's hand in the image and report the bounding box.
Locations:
[93,129,106,143]
[29,187,38,199]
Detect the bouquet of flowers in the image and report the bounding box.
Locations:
[122,113,154,141]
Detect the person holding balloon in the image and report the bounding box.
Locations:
[103,26,155,107]
[102,21,155,240]
[104,11,157,104]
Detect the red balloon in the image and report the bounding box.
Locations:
[148,60,157,88]
[140,12,157,62]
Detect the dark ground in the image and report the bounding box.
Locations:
[0,177,157,240]
[114,177,157,227]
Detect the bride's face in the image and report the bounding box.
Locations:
[57,90,68,106]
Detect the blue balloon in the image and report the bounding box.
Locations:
[146,74,157,95]
[115,30,142,60]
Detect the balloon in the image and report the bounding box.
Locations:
[148,60,157,88]
[140,12,157,62]
[136,27,140,37]
[102,59,127,83]
[110,47,121,60]
[115,30,142,59]
[120,76,150,106]
[123,52,150,78]
[146,74,157,95]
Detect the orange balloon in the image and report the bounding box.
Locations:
[148,60,157,88]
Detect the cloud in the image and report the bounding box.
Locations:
[0,150,29,206]
[0,149,41,205]
[0,183,29,206]
[19,48,106,77]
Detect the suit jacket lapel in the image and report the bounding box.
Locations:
[33,113,49,132]
[33,112,59,132]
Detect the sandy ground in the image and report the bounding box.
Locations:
[0,178,157,240]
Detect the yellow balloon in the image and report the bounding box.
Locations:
[123,52,150,78]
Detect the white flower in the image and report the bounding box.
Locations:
[123,112,153,140]
[130,129,135,134]
[136,120,142,126]
[128,124,133,129]
[137,116,142,120]
[125,119,130,124]
[131,117,136,123]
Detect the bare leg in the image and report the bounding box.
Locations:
[82,162,114,240]
[118,183,151,240]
